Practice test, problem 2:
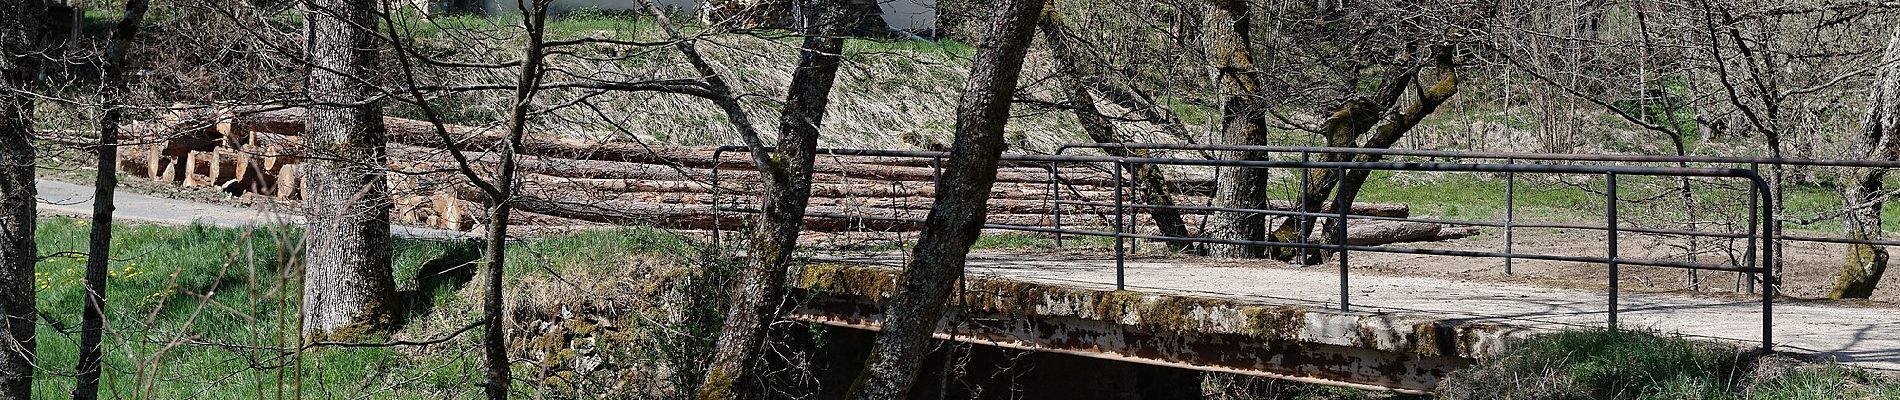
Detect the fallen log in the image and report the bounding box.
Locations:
[450,187,1058,232]
[1295,220,1481,247]
[275,164,303,200]
[1341,221,1444,246]
[236,108,1209,189]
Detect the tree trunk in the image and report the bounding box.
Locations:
[1835,170,1889,299]
[477,3,553,398]
[850,0,1045,398]
[698,2,857,397]
[1204,0,1274,258]
[75,1,150,398]
[1321,45,1460,262]
[1266,102,1368,263]
[1268,45,1456,264]
[1831,27,1900,299]
[301,0,398,337]
[0,0,44,396]
[1038,10,1194,251]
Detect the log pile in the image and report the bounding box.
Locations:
[115,107,1471,247]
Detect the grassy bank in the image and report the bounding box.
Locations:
[1439,329,1900,400]
[27,217,704,398]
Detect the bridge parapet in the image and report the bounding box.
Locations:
[790,263,1536,393]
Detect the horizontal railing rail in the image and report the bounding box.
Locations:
[1052,142,1900,296]
[1054,142,1900,168]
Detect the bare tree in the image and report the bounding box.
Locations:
[1225,2,1477,263]
[0,0,45,396]
[849,0,1047,397]
[1203,0,1273,258]
[1833,27,1900,299]
[1315,43,1462,254]
[76,0,152,398]
[1492,0,1900,291]
[1038,8,1195,251]
[697,1,862,398]
[373,0,562,396]
[301,0,400,337]
[471,0,553,394]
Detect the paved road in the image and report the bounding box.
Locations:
[828,252,1900,371]
[35,179,473,240]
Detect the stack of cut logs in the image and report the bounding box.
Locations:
[114,107,1474,245]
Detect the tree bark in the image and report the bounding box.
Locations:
[476,2,553,398]
[75,0,151,398]
[1320,45,1460,261]
[1204,0,1274,258]
[850,0,1046,398]
[698,2,858,397]
[1038,9,1194,251]
[301,0,398,337]
[0,0,45,396]
[1831,27,1900,299]
[1267,45,1455,264]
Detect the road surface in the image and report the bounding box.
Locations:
[34,179,473,240]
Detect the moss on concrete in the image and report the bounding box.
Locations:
[1242,306,1308,339]
[791,263,1537,361]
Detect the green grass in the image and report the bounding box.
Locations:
[1774,181,1900,233]
[1747,365,1900,400]
[844,37,972,57]
[973,232,1116,250]
[27,217,704,398]
[1337,171,1600,221]
[1438,329,1900,400]
[30,218,477,398]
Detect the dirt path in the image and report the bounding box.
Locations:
[1323,227,1900,304]
[34,179,473,240]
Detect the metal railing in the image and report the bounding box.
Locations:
[1057,143,1900,294]
[707,145,1779,351]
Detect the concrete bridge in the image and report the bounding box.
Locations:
[788,251,1900,394]
[38,143,1900,395]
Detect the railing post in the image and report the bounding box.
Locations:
[1124,161,1139,255]
[1758,172,1776,352]
[1505,158,1516,275]
[1607,172,1619,330]
[1745,163,1760,294]
[1113,160,1126,291]
[1050,161,1062,248]
[1337,166,1350,312]
[1299,152,1313,261]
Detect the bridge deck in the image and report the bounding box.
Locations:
[820,251,1900,372]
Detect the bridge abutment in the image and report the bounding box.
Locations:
[790,263,1536,393]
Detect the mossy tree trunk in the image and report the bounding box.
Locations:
[0,0,46,396]
[697,1,859,398]
[76,0,151,398]
[1038,9,1194,252]
[1831,27,1900,299]
[1269,45,1460,264]
[850,0,1046,397]
[1205,0,1274,258]
[301,0,399,338]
